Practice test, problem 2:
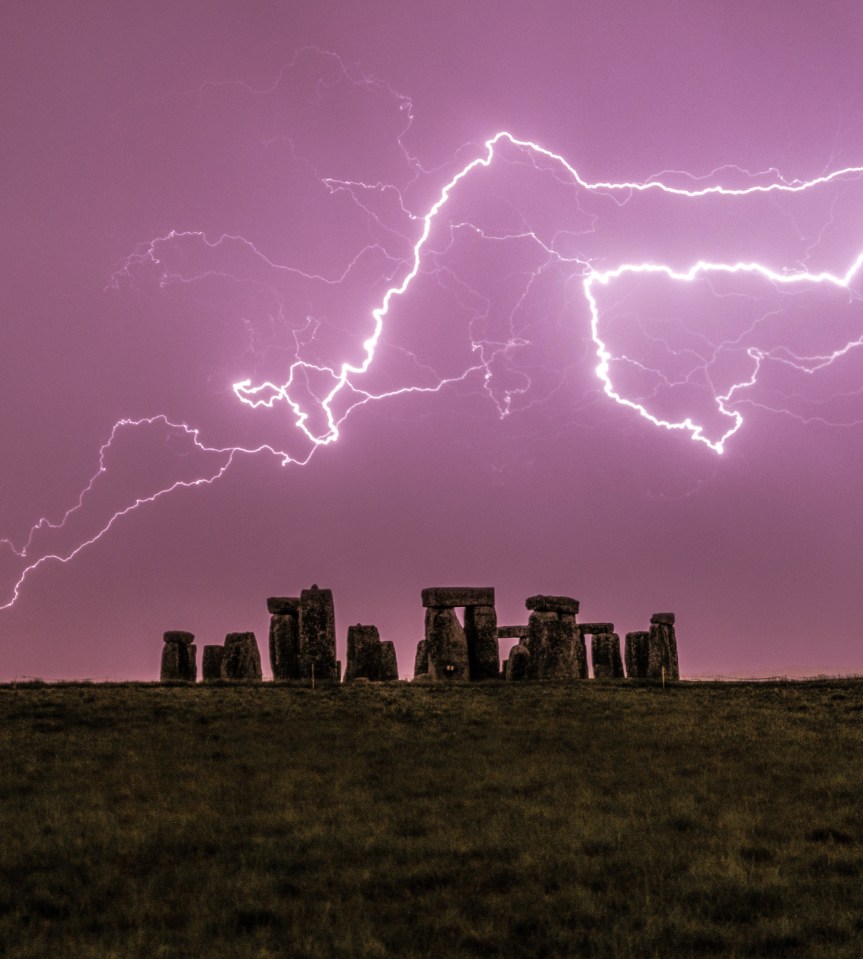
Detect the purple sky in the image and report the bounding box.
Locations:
[4,1,863,680]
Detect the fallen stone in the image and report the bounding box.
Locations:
[465,604,500,680]
[421,587,495,608]
[379,641,399,681]
[414,639,429,677]
[345,624,382,682]
[650,612,675,626]
[221,632,263,681]
[161,640,197,682]
[299,585,338,682]
[270,611,301,681]
[497,625,529,639]
[592,632,624,679]
[267,597,300,616]
[506,644,531,681]
[625,631,650,678]
[163,630,195,645]
[425,607,469,681]
[525,594,580,615]
[201,645,223,682]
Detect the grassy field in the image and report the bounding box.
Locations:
[1,679,862,958]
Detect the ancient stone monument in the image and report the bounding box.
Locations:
[580,623,624,679]
[160,631,197,682]
[345,625,399,681]
[420,587,499,681]
[648,612,679,680]
[267,597,301,680]
[524,595,586,680]
[221,632,263,681]
[624,631,650,678]
[201,645,224,682]
[299,585,340,683]
[413,638,429,677]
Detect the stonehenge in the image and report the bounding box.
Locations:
[159,584,680,684]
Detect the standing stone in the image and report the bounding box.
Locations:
[160,631,197,682]
[560,612,588,679]
[414,639,429,677]
[506,644,531,681]
[625,631,650,678]
[268,598,301,681]
[648,618,679,680]
[221,632,263,681]
[526,611,558,679]
[201,645,223,682]
[379,641,399,681]
[299,585,338,682]
[425,607,469,681]
[345,624,382,681]
[539,619,578,679]
[592,632,624,679]
[464,604,500,681]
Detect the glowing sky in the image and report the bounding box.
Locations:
[4,1,863,679]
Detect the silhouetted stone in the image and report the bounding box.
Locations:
[414,639,429,677]
[648,621,679,680]
[345,624,382,681]
[540,619,579,679]
[592,632,624,678]
[161,637,197,682]
[221,632,262,681]
[379,641,399,681]
[267,596,300,616]
[526,611,557,679]
[163,630,195,645]
[421,587,495,608]
[202,645,223,681]
[269,606,300,681]
[525,594,580,615]
[465,604,500,680]
[299,585,338,682]
[498,626,529,639]
[506,643,531,681]
[573,626,589,680]
[578,622,614,635]
[425,607,469,680]
[650,612,676,627]
[625,631,650,678]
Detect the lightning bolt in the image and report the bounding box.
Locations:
[5,72,863,610]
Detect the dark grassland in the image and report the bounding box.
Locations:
[1,681,863,958]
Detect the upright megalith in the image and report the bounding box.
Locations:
[648,612,679,680]
[414,639,429,677]
[523,595,583,680]
[201,645,223,682]
[221,632,262,681]
[424,606,470,681]
[624,631,650,678]
[267,597,301,681]
[345,624,382,681]
[379,641,399,681]
[506,643,531,681]
[420,586,499,681]
[160,631,197,682]
[591,632,624,679]
[299,585,338,683]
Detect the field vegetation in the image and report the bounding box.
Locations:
[1,679,862,957]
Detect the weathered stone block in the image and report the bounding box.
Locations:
[465,604,500,681]
[648,622,680,680]
[506,644,531,681]
[574,629,589,680]
[425,607,469,681]
[414,639,429,677]
[650,612,675,626]
[299,585,338,682]
[592,632,624,679]
[539,620,578,679]
[221,632,262,681]
[625,631,650,678]
[161,640,197,682]
[421,587,495,608]
[379,641,399,681]
[201,645,223,681]
[525,594,580,615]
[270,612,301,681]
[345,624,382,681]
[526,611,558,679]
[163,630,195,645]
[267,597,300,616]
[498,625,529,639]
[579,622,614,635]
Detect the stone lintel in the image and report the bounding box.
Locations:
[267,597,300,616]
[650,612,675,626]
[163,630,195,645]
[525,594,580,615]
[579,622,614,635]
[421,587,495,608]
[498,625,529,639]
